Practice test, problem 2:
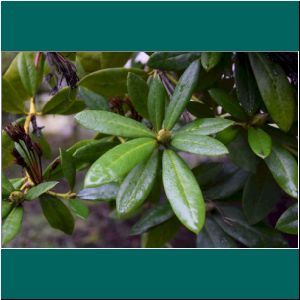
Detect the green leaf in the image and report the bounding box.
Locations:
[84,138,157,187]
[117,151,159,216]
[77,183,120,201]
[197,215,238,248]
[10,178,25,190]
[249,53,295,132]
[78,86,108,111]
[100,52,132,69]
[40,194,74,235]
[193,162,223,187]
[2,130,15,169]
[213,205,287,247]
[2,78,24,113]
[147,52,202,71]
[2,206,23,245]
[162,150,205,233]
[276,204,298,235]
[234,53,261,116]
[186,101,214,118]
[163,59,201,130]
[127,72,149,119]
[201,52,223,71]
[2,173,14,197]
[130,202,174,235]
[147,75,167,131]
[141,217,180,248]
[215,126,239,145]
[175,118,234,136]
[25,181,58,201]
[171,132,228,156]
[17,52,44,96]
[75,52,101,74]
[209,88,247,120]
[248,127,272,159]
[75,110,155,138]
[69,199,89,220]
[79,68,146,97]
[243,163,281,224]
[227,133,258,173]
[31,132,52,159]
[60,148,76,190]
[2,201,13,219]
[265,144,298,198]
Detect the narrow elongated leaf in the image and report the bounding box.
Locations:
[60,148,76,190]
[9,178,25,190]
[2,78,24,113]
[265,144,298,198]
[176,118,234,136]
[147,52,202,71]
[117,151,159,215]
[130,202,174,235]
[209,88,247,120]
[79,68,146,97]
[77,183,119,201]
[2,173,14,197]
[171,133,228,156]
[197,215,238,248]
[84,138,157,187]
[234,53,261,116]
[2,206,23,245]
[249,53,295,132]
[248,127,272,159]
[276,204,298,235]
[2,201,13,219]
[147,75,167,131]
[163,60,201,130]
[141,217,180,248]
[25,181,58,201]
[69,199,89,220]
[201,52,223,71]
[40,195,74,235]
[17,52,44,96]
[243,164,281,224]
[75,110,155,138]
[162,150,205,233]
[78,86,108,110]
[127,72,149,119]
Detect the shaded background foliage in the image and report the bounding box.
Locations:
[1,51,298,248]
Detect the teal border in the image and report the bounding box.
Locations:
[2,249,299,299]
[1,1,299,51]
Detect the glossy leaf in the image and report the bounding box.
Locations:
[100,52,132,69]
[2,201,14,221]
[60,148,76,190]
[78,86,109,110]
[2,173,14,197]
[2,78,24,113]
[130,202,174,235]
[117,151,159,216]
[69,199,89,220]
[163,59,201,130]
[25,181,58,201]
[40,195,74,235]
[215,126,239,145]
[162,150,205,233]
[147,75,167,131]
[127,72,149,119]
[249,52,295,132]
[76,52,101,74]
[17,52,44,96]
[265,144,298,198]
[234,53,261,116]
[171,133,228,156]
[141,217,180,248]
[79,68,146,97]
[243,164,281,224]
[248,127,272,159]
[75,110,155,138]
[147,52,202,71]
[2,206,23,245]
[77,183,120,201]
[209,88,247,120]
[276,204,298,235]
[175,118,234,136]
[84,138,157,187]
[197,215,238,248]
[201,52,223,71]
